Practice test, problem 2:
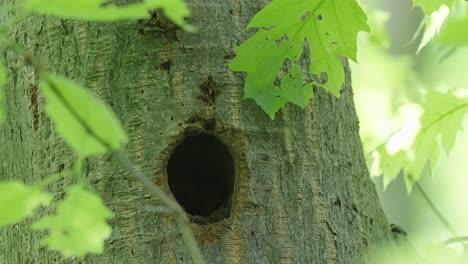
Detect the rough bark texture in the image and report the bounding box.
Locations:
[0,0,392,263]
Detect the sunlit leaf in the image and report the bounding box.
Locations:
[0,181,52,226]
[375,147,407,187]
[25,0,194,31]
[417,5,450,53]
[230,0,369,118]
[374,91,468,190]
[33,185,113,257]
[438,5,468,46]
[40,74,127,158]
[367,10,391,48]
[413,0,455,15]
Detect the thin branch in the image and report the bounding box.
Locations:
[445,236,468,245]
[42,75,204,263]
[113,152,204,264]
[414,182,458,236]
[35,169,69,189]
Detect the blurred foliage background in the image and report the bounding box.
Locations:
[352,0,468,259]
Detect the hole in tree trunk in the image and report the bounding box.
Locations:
[167,133,234,219]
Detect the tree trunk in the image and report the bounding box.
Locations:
[0,0,392,263]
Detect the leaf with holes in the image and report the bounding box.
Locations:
[280,64,314,108]
[40,74,127,158]
[25,0,194,31]
[0,62,5,125]
[33,185,113,257]
[230,0,369,118]
[374,91,468,190]
[0,181,52,226]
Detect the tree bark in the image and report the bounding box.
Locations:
[0,0,392,263]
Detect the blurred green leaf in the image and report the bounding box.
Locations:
[413,0,456,15]
[33,185,113,257]
[41,74,127,158]
[351,36,421,158]
[374,91,468,190]
[0,181,52,226]
[417,5,450,53]
[438,6,468,46]
[25,0,194,31]
[376,147,408,187]
[0,62,5,125]
[230,0,369,118]
[367,10,391,48]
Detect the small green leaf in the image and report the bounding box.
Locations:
[24,0,194,31]
[0,181,52,226]
[40,74,127,158]
[33,185,113,257]
[230,0,369,118]
[0,62,5,125]
[413,0,455,15]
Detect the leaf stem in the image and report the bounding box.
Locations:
[113,151,204,264]
[35,170,70,189]
[38,69,203,263]
[444,236,468,245]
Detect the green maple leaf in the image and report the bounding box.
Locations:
[413,0,456,15]
[376,91,468,190]
[0,181,52,226]
[230,0,369,118]
[33,185,113,257]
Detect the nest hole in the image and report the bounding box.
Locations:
[167,133,235,219]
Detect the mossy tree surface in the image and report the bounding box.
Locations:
[0,0,392,263]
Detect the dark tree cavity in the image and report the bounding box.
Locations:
[167,133,235,218]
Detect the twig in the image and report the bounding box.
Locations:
[113,151,204,264]
[35,170,69,189]
[42,75,204,264]
[444,236,468,245]
[414,182,458,236]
